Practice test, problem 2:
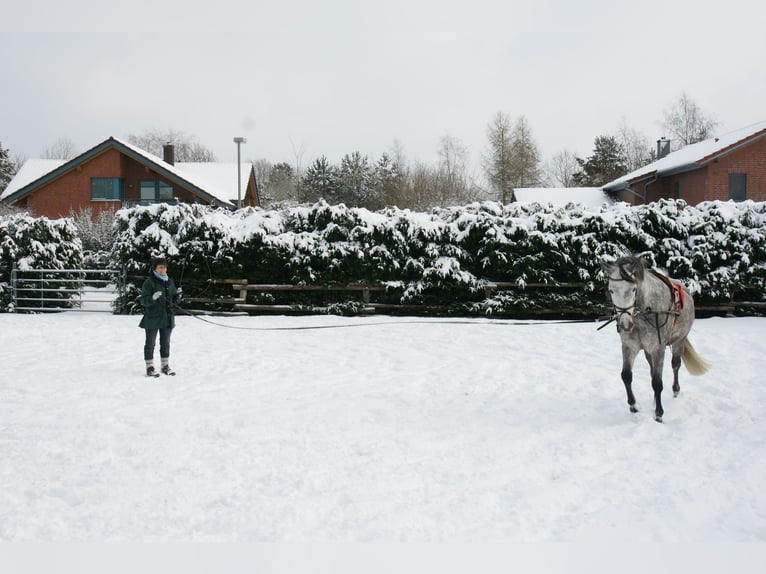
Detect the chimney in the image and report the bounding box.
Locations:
[656,138,670,160]
[163,143,175,165]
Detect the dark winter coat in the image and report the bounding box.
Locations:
[139,272,178,330]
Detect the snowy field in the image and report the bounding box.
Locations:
[1,310,765,569]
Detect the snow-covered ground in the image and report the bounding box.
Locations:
[1,309,765,563]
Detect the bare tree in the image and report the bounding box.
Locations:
[127,129,216,161]
[615,117,652,172]
[289,138,308,182]
[509,115,544,188]
[662,92,718,147]
[381,140,411,208]
[435,134,479,206]
[406,161,438,211]
[546,149,579,187]
[483,111,514,203]
[42,137,77,160]
[13,153,27,172]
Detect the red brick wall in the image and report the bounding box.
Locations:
[25,149,123,218]
[706,137,766,201]
[672,169,708,204]
[645,178,672,203]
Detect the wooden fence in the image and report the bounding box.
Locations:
[177,278,765,317]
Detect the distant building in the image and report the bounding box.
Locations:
[603,121,766,204]
[1,137,260,218]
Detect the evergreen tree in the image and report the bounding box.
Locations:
[337,151,373,207]
[300,156,339,203]
[371,153,403,209]
[573,136,628,186]
[0,141,17,194]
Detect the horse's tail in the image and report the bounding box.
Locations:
[682,338,712,376]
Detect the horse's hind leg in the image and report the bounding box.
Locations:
[621,345,639,413]
[671,343,683,397]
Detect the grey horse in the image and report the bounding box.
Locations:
[602,255,711,422]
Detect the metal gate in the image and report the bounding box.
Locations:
[10,265,125,313]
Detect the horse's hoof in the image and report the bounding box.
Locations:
[655,415,664,423]
[673,391,680,398]
[630,405,639,413]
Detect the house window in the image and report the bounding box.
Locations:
[90,178,124,201]
[139,180,174,202]
[729,173,747,202]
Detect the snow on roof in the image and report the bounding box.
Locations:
[604,120,766,191]
[1,159,65,200]
[110,137,236,207]
[176,162,253,206]
[513,187,613,208]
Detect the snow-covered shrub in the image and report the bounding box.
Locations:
[0,213,83,311]
[109,199,766,317]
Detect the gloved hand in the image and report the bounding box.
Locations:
[176,287,183,298]
[152,291,163,300]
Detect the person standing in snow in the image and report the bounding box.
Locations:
[139,257,179,377]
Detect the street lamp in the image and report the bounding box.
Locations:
[233,137,247,208]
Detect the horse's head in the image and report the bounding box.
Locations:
[602,256,645,333]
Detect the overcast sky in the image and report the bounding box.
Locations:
[3,0,765,176]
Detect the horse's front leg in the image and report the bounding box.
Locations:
[645,349,666,422]
[621,343,639,413]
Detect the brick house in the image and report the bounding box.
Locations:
[603,120,766,205]
[0,137,260,218]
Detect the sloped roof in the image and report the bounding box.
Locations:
[1,159,65,200]
[177,162,255,206]
[1,137,243,208]
[603,120,766,192]
[514,187,613,208]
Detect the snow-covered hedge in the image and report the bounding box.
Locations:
[110,199,766,316]
[0,214,83,311]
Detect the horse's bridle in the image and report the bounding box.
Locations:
[606,274,637,332]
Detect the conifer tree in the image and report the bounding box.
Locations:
[300,156,339,203]
[371,153,403,209]
[573,136,628,186]
[0,141,17,194]
[337,151,373,207]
